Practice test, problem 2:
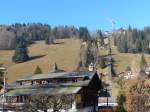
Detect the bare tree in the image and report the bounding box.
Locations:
[126,80,150,112]
[77,40,99,70]
[23,94,72,112]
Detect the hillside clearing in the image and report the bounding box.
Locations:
[98,47,150,75]
[0,39,81,83]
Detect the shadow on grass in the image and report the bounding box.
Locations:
[29,55,46,61]
[53,42,64,45]
[102,53,116,58]
[105,64,118,68]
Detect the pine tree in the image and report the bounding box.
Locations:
[79,27,91,41]
[99,56,106,69]
[142,40,150,53]
[125,66,131,71]
[111,64,116,77]
[96,30,104,46]
[0,69,3,85]
[12,34,29,63]
[113,26,150,54]
[45,26,54,44]
[111,58,116,77]
[45,32,50,44]
[116,94,127,112]
[140,54,147,70]
[34,66,42,74]
[78,41,99,69]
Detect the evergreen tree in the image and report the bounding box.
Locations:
[111,64,116,77]
[116,94,126,112]
[0,69,4,85]
[45,30,49,44]
[96,30,104,46]
[34,66,42,74]
[45,26,54,44]
[12,34,29,63]
[79,27,91,41]
[109,58,117,77]
[113,26,150,54]
[140,54,147,70]
[136,39,142,53]
[125,66,131,71]
[142,40,150,53]
[78,41,99,69]
[99,56,106,69]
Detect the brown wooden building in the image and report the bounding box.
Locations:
[2,71,102,112]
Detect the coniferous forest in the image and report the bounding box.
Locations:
[0,23,80,50]
[1,23,150,55]
[114,26,150,54]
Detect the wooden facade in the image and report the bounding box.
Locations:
[4,71,102,111]
[76,73,102,109]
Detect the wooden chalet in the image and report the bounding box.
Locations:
[1,66,102,112]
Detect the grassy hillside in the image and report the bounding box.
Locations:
[99,46,150,75]
[0,39,81,83]
[1,38,150,85]
[98,46,150,97]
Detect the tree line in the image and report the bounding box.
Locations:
[114,26,150,54]
[10,23,96,63]
[0,23,94,50]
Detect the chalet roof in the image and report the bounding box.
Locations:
[5,87,82,96]
[6,80,90,90]
[16,71,95,81]
[4,71,100,97]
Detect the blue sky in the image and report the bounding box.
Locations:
[0,0,150,31]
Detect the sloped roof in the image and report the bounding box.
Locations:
[6,80,90,90]
[5,71,100,97]
[5,87,81,96]
[17,71,95,81]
